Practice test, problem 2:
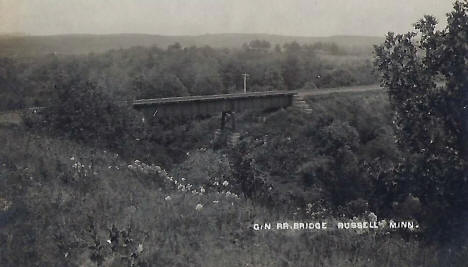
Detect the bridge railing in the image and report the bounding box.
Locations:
[133,91,296,106]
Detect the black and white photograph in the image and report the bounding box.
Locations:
[0,0,467,266]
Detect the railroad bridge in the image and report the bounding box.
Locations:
[133,91,296,130]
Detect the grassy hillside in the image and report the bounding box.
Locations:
[0,33,383,57]
[0,126,440,267]
[2,90,465,266]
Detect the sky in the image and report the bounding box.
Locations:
[0,0,456,37]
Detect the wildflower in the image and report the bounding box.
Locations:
[181,178,186,181]
[137,244,143,253]
[213,181,219,186]
[222,180,229,186]
[368,212,378,222]
[134,160,141,164]
[195,204,203,211]
[165,196,171,201]
[70,157,75,161]
[213,200,219,204]
[378,220,387,228]
[200,187,205,193]
[106,240,111,244]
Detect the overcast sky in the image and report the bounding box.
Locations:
[0,0,456,37]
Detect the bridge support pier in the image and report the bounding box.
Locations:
[221,111,236,131]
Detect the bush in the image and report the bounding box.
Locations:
[171,148,233,187]
[24,78,143,152]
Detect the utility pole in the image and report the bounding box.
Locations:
[242,73,249,93]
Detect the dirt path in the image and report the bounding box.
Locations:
[0,110,22,125]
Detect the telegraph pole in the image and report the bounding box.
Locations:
[242,73,249,93]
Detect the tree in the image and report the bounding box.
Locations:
[374,1,467,244]
[29,76,143,151]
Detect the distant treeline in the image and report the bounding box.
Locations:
[0,40,377,110]
[0,33,383,56]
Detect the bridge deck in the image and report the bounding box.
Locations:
[133,91,295,106]
[133,91,296,119]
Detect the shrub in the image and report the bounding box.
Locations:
[24,77,143,152]
[171,148,233,187]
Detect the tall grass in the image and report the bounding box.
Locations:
[0,125,460,266]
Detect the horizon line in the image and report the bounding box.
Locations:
[0,32,385,39]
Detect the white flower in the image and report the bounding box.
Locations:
[378,220,387,228]
[195,204,203,210]
[181,178,186,181]
[368,212,378,222]
[165,196,171,201]
[213,181,219,186]
[222,180,229,186]
[70,157,75,161]
[213,200,219,204]
[200,187,205,193]
[137,244,143,253]
[106,240,111,244]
